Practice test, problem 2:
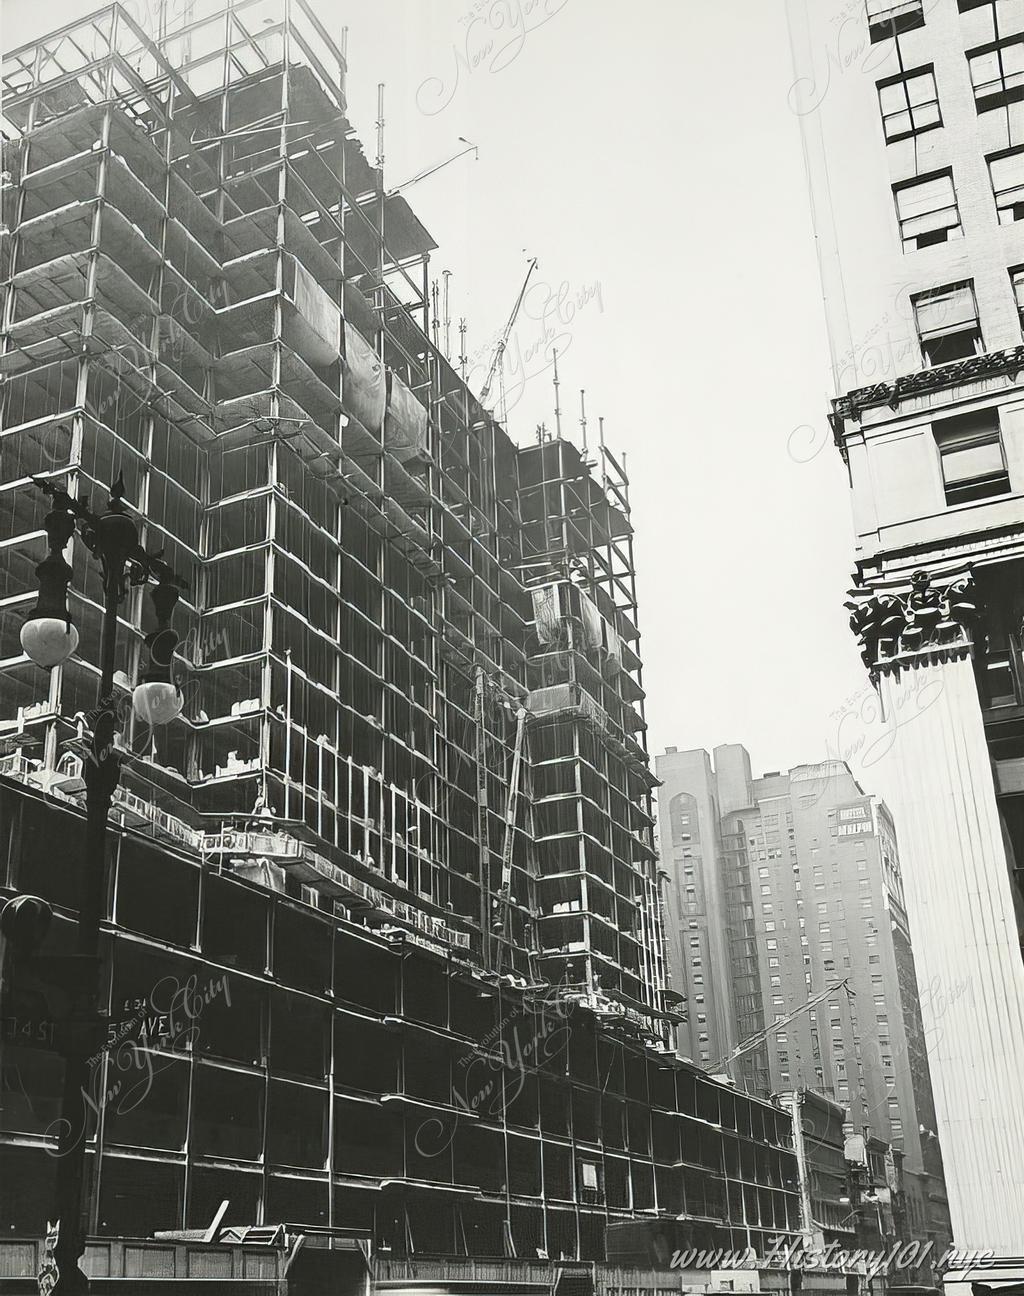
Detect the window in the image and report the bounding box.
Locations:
[969,37,1024,112]
[894,171,961,251]
[913,281,982,365]
[867,0,925,42]
[770,976,781,987]
[934,409,1010,505]
[989,149,1024,223]
[766,939,778,950]
[1011,266,1024,330]
[765,921,776,932]
[768,957,780,968]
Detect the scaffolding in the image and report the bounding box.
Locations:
[0,0,663,1031]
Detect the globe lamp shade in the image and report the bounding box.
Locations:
[20,617,78,668]
[133,681,183,726]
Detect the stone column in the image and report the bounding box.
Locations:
[878,652,1024,1251]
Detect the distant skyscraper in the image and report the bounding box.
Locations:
[658,747,949,1246]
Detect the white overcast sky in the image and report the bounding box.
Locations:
[2,0,890,794]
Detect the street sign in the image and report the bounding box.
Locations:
[107,1007,173,1048]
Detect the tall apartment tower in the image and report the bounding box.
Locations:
[787,0,1024,1249]
[658,748,950,1246]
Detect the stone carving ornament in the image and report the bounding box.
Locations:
[845,570,978,673]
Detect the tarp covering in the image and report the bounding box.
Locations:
[527,683,605,725]
[532,585,561,644]
[577,587,603,650]
[384,370,429,462]
[532,581,615,658]
[342,322,385,435]
[287,257,340,366]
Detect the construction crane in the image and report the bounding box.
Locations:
[494,705,529,959]
[479,256,538,414]
[710,977,852,1079]
[473,668,530,973]
[386,137,478,198]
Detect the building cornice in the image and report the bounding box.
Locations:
[829,346,1024,460]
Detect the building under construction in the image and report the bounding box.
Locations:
[0,1,804,1284]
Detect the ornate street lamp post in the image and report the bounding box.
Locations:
[20,475,186,1296]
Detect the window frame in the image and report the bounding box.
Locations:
[912,280,983,367]
[968,35,1024,113]
[893,169,962,251]
[1011,265,1024,331]
[877,65,941,142]
[988,148,1024,224]
[933,408,1011,506]
[866,0,926,43]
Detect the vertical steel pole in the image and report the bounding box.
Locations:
[51,565,123,1296]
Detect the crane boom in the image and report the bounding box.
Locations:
[710,978,851,1077]
[480,257,538,408]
